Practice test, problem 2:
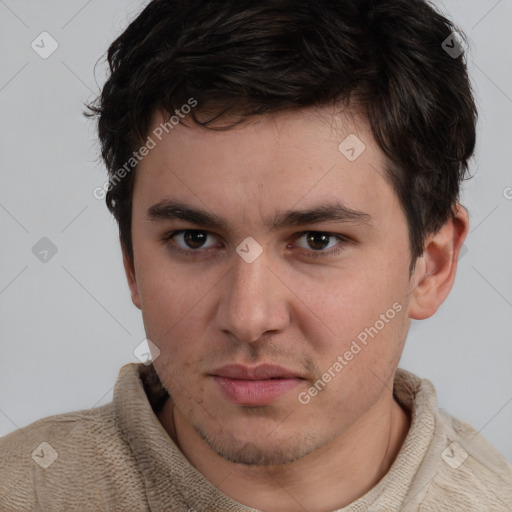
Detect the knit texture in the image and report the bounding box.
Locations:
[1,364,511,511]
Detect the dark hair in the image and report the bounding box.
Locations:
[85,0,477,272]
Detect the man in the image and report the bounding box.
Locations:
[1,0,511,510]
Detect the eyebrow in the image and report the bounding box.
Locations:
[146,200,374,231]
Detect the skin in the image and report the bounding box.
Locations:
[122,106,468,512]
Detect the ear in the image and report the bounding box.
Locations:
[121,241,142,310]
[408,204,469,320]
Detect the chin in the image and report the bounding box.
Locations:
[194,421,322,467]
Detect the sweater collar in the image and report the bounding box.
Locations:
[114,362,258,511]
[114,363,438,511]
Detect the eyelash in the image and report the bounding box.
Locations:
[162,230,350,258]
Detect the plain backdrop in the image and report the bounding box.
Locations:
[0,0,511,464]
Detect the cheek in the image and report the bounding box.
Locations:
[135,266,205,358]
[136,250,194,315]
[300,264,409,362]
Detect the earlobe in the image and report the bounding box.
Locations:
[121,243,142,310]
[408,204,469,320]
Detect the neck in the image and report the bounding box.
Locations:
[158,391,410,512]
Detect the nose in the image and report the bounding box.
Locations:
[215,247,290,344]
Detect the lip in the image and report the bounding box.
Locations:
[212,364,302,380]
[211,364,304,406]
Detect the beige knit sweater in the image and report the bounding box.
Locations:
[1,363,511,511]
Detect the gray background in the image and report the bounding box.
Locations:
[0,0,511,464]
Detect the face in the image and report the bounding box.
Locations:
[126,106,416,466]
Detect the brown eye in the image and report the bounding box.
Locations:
[183,230,208,249]
[292,231,348,257]
[306,232,331,251]
[166,230,219,251]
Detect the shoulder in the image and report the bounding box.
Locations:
[394,370,512,510]
[0,404,142,511]
[418,408,512,510]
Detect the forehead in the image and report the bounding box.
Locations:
[132,106,400,230]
